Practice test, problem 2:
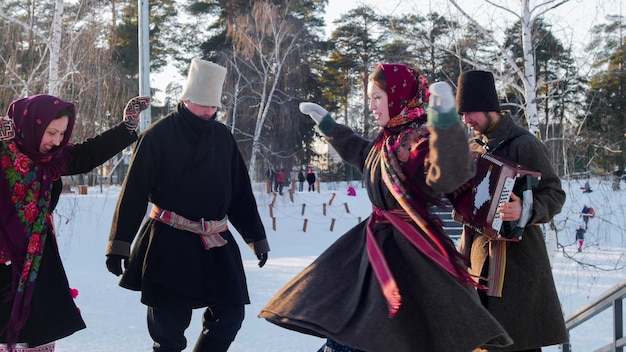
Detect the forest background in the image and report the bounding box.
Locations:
[1,0,625,184]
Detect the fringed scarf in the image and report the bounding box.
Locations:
[365,64,485,317]
[0,95,75,347]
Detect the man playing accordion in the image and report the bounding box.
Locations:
[454,70,567,352]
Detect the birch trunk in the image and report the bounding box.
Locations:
[520,0,541,138]
[447,0,570,140]
[48,0,64,96]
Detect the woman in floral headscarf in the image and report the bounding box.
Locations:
[0,94,148,351]
[259,64,512,352]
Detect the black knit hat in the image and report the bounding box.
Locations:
[456,70,501,113]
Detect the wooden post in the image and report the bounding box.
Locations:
[316,179,320,193]
[303,219,308,232]
[271,194,277,206]
[301,204,306,216]
[323,203,327,216]
[358,216,361,223]
[62,184,73,193]
[265,180,271,194]
[289,190,294,203]
[329,193,336,205]
[272,217,276,231]
[330,218,336,231]
[269,205,273,218]
[344,203,350,213]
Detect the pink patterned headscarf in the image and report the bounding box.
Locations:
[375,63,429,128]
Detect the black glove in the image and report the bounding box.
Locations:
[106,254,129,276]
[257,252,268,268]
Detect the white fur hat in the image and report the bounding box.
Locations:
[180,58,227,107]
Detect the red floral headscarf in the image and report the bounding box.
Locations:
[375,63,430,128]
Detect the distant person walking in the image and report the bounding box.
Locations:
[613,165,621,191]
[277,168,285,194]
[297,169,305,192]
[575,225,586,252]
[306,168,316,192]
[581,205,595,230]
[582,179,592,193]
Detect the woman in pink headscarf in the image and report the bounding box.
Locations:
[0,94,148,351]
[259,64,512,352]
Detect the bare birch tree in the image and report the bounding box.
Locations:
[228,1,302,179]
[447,0,570,138]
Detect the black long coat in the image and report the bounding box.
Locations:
[0,123,137,346]
[107,103,268,309]
[260,120,512,352]
[462,113,568,350]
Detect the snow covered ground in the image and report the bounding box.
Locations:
[50,177,625,351]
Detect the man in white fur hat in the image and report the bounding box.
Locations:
[106,58,270,352]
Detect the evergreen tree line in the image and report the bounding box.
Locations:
[1,0,624,182]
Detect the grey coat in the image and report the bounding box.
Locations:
[260,118,512,352]
[462,113,568,350]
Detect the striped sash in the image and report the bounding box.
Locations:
[150,205,228,250]
[366,207,484,318]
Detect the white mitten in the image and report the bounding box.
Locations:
[429,82,455,112]
[0,116,15,142]
[299,102,329,124]
[427,82,457,129]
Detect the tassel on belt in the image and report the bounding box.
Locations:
[149,205,228,250]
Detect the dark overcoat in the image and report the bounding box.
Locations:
[0,123,137,346]
[462,113,568,350]
[107,103,268,309]
[260,118,513,352]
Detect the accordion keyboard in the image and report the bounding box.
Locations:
[491,176,516,232]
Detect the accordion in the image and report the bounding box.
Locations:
[450,152,541,241]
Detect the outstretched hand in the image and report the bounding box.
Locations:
[123,96,151,131]
[428,82,455,112]
[299,102,329,124]
[0,116,15,142]
[427,82,457,129]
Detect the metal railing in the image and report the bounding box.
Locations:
[562,279,626,352]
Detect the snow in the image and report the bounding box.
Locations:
[50,177,625,351]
